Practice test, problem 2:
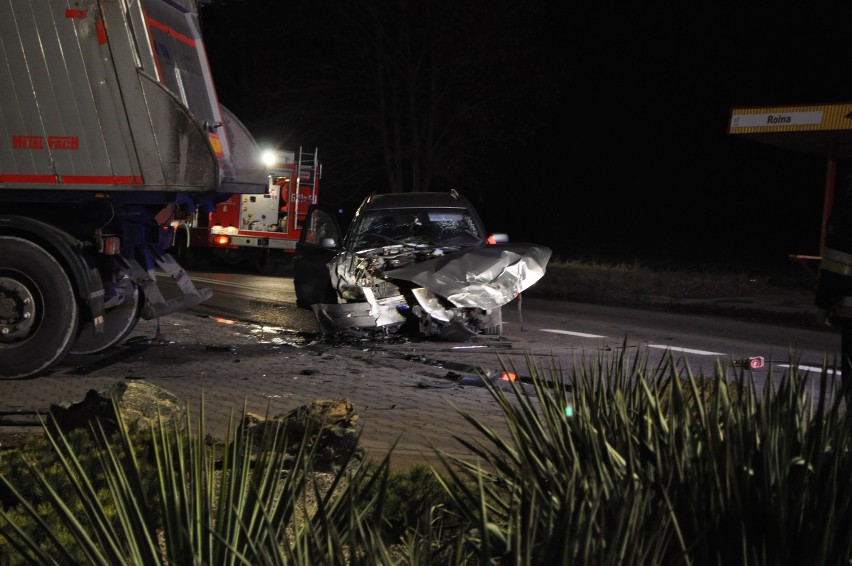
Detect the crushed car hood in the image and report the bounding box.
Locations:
[382,243,552,309]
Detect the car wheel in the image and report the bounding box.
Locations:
[481,306,503,335]
[436,319,478,341]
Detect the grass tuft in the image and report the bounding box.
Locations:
[532,257,814,303]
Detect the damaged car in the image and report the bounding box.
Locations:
[293,190,551,340]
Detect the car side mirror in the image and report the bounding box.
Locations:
[320,237,337,248]
[488,233,509,244]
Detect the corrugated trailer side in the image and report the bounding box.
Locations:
[0,0,266,379]
[0,1,140,189]
[0,0,263,192]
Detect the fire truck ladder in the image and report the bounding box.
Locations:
[294,147,320,230]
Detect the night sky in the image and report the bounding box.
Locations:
[199,2,852,270]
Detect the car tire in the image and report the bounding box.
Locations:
[481,306,503,335]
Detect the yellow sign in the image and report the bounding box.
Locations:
[729,103,852,134]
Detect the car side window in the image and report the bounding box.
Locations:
[303,208,340,245]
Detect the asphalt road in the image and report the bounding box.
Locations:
[181,268,841,381]
[2,309,527,470]
[0,268,842,471]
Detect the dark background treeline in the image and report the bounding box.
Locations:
[199,1,852,268]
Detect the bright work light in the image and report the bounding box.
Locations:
[261,149,277,168]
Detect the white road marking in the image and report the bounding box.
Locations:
[540,328,606,339]
[537,335,839,376]
[648,344,724,356]
[777,363,840,376]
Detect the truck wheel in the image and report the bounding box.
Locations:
[254,250,278,275]
[0,237,79,379]
[70,279,142,355]
[172,230,198,270]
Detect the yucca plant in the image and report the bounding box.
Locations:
[0,394,398,565]
[3,345,852,565]
[435,343,852,565]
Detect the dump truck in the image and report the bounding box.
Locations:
[168,147,320,271]
[0,0,267,379]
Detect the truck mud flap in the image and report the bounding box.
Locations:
[127,250,213,320]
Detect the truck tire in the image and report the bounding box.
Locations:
[0,236,79,379]
[70,279,142,355]
[172,230,198,270]
[254,249,280,275]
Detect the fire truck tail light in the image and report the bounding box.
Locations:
[212,234,231,246]
[101,236,121,255]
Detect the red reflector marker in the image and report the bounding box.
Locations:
[102,236,120,255]
[498,371,517,382]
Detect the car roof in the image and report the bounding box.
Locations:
[359,190,471,212]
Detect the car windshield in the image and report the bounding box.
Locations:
[351,209,483,249]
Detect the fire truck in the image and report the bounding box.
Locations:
[0,0,266,379]
[169,147,320,271]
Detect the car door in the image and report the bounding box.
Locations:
[293,205,344,309]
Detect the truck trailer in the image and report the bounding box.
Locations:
[168,147,320,271]
[0,0,267,379]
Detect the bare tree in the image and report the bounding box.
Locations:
[202,0,558,207]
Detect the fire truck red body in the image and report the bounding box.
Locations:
[170,148,320,270]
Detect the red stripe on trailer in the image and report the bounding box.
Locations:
[62,175,143,184]
[65,9,88,18]
[97,18,107,44]
[145,16,196,47]
[0,174,57,183]
[142,12,165,81]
